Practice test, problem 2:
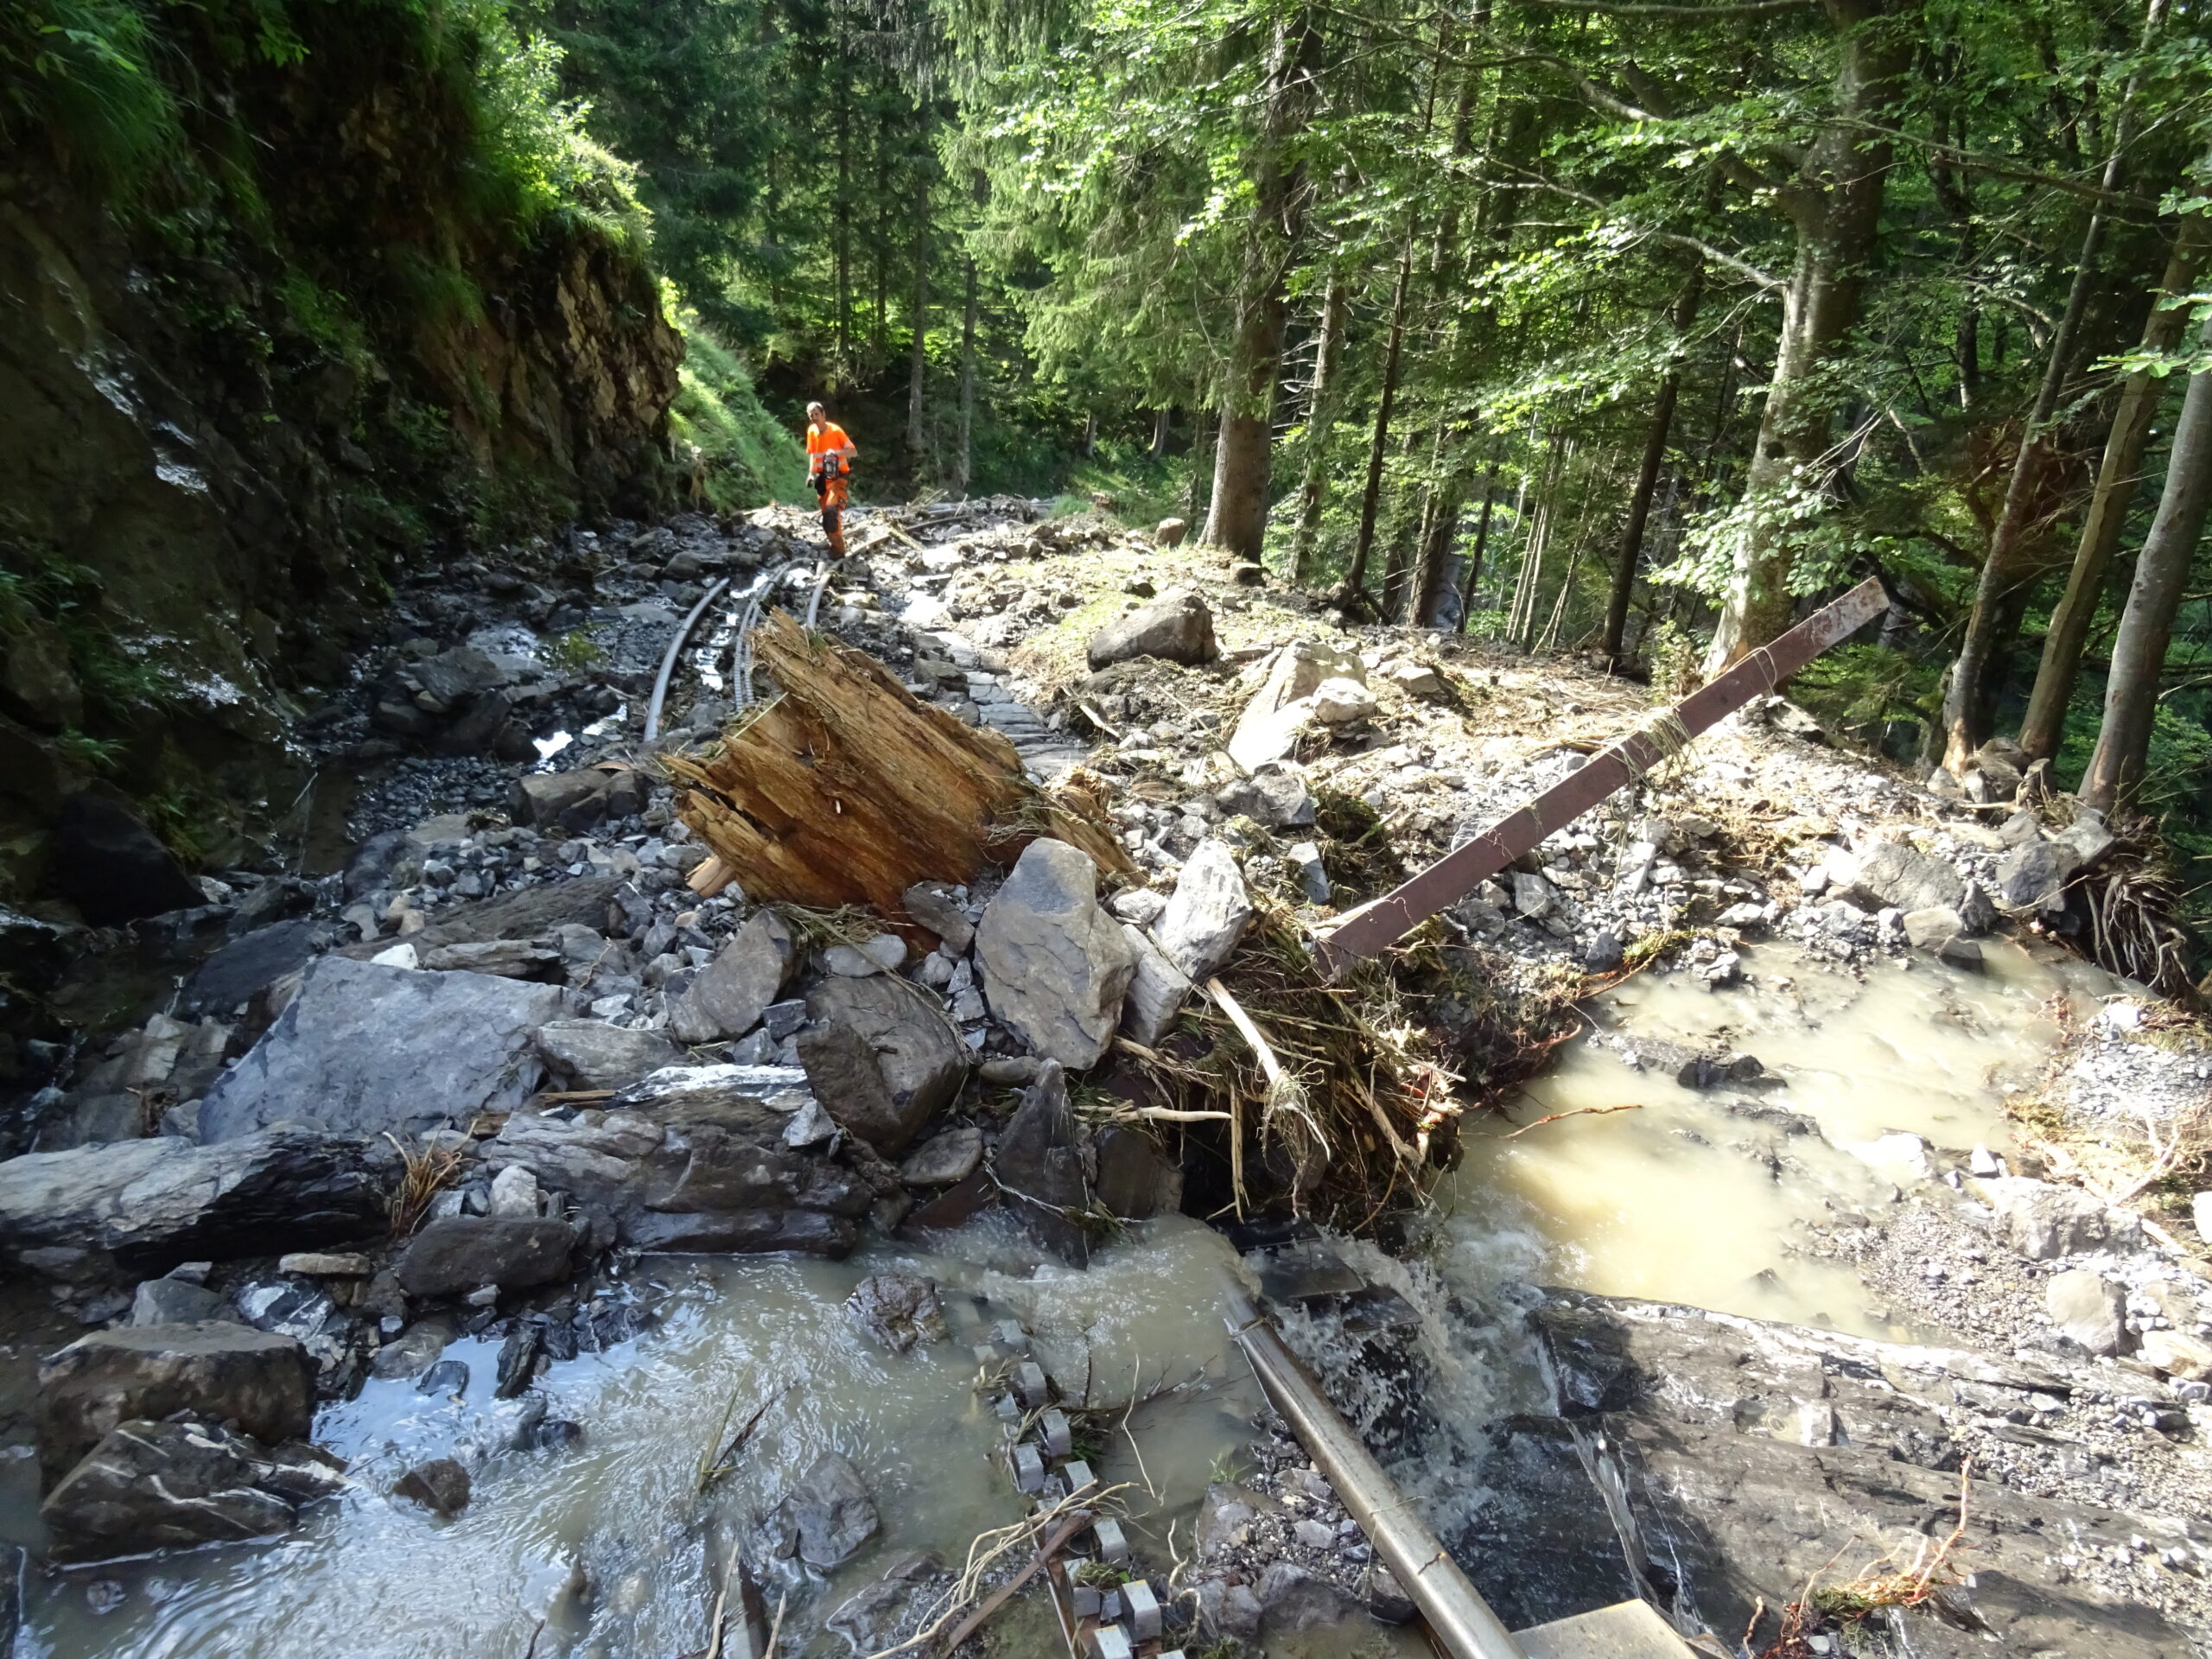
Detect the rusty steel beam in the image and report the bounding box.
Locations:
[1313,575,1889,976]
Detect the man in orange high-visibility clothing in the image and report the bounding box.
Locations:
[804,401,856,556]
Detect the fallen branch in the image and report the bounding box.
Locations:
[859,1488,1122,1659]
[1499,1103,1643,1138]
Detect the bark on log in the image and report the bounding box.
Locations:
[664,611,1131,927]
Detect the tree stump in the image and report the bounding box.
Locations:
[664,611,1130,931]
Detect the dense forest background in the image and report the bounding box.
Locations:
[4,0,2210,961]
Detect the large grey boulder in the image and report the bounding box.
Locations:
[395,1217,575,1300]
[50,792,205,926]
[2045,1270,2125,1355]
[182,918,321,1017]
[1152,839,1254,982]
[994,1062,1091,1266]
[772,1452,880,1569]
[1840,842,1974,923]
[535,1021,685,1090]
[798,977,965,1154]
[0,1131,383,1274]
[42,1418,342,1553]
[196,957,562,1143]
[1255,1561,1353,1630]
[1215,761,1316,830]
[38,1323,315,1478]
[1994,840,2081,914]
[1086,589,1217,670]
[1975,1176,2139,1260]
[510,766,644,833]
[899,1127,983,1186]
[668,910,798,1044]
[1505,1288,2189,1656]
[976,839,1137,1069]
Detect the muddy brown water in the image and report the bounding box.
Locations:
[0,940,2120,1656]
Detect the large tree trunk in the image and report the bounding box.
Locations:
[1290,267,1350,582]
[1150,404,1172,461]
[2019,217,2208,760]
[1704,0,1912,670]
[1939,6,2160,770]
[1204,13,1318,557]
[2078,330,2212,811]
[1341,227,1416,601]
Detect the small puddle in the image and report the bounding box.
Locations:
[1440,938,2118,1340]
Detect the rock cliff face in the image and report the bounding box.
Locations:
[0,6,682,898]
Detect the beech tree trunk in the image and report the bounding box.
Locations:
[2079,331,2212,811]
[2019,217,2208,760]
[1940,6,2158,771]
[1705,0,1912,670]
[1342,226,1416,601]
[1290,268,1350,582]
[1602,268,1703,668]
[1455,476,1499,633]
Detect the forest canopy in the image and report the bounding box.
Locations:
[8,0,2211,963]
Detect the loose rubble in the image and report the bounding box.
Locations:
[2,494,2208,1659]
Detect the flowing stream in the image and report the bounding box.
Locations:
[0,940,2122,1656]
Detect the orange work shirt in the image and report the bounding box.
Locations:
[806,421,855,463]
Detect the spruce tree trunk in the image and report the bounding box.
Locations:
[2019,217,2208,760]
[1290,267,1350,582]
[1186,405,1217,522]
[1203,13,1319,558]
[906,177,931,459]
[1150,405,1172,461]
[1704,0,1911,670]
[2079,330,2212,811]
[1342,227,1416,602]
[955,253,978,493]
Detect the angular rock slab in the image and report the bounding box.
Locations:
[1118,924,1192,1049]
[1152,838,1253,982]
[197,957,562,1143]
[38,1323,315,1478]
[668,910,798,1044]
[1227,640,1365,770]
[0,1130,383,1274]
[976,839,1136,1069]
[799,976,966,1154]
[994,1061,1092,1266]
[41,1418,336,1554]
[395,1216,575,1300]
[535,1020,686,1090]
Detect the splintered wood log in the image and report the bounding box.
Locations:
[664,610,1131,924]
